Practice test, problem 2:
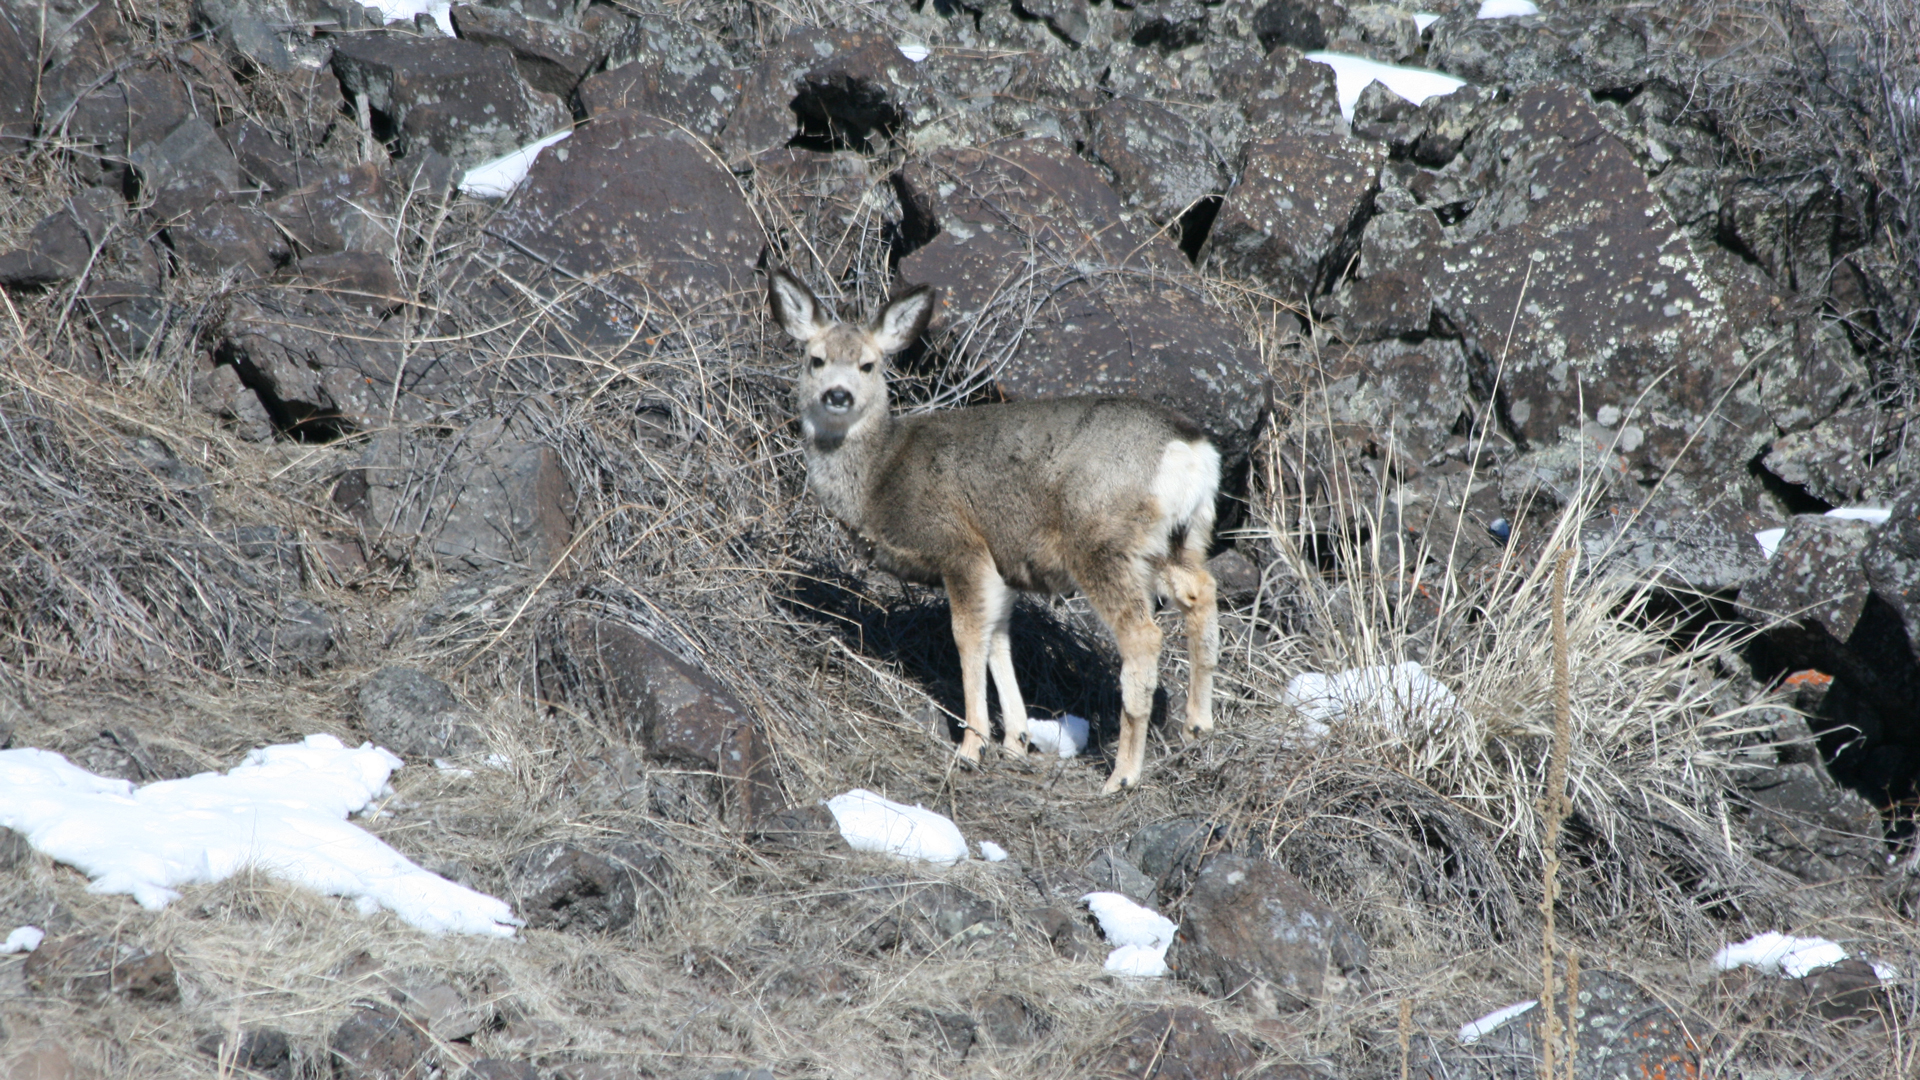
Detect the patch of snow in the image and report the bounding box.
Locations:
[0,735,519,937]
[1282,661,1463,737]
[1873,961,1900,981]
[1713,932,1854,979]
[459,129,573,199]
[978,840,1009,862]
[1026,714,1089,758]
[825,789,969,866]
[1477,0,1539,18]
[1755,527,1787,559]
[1083,891,1177,977]
[1414,12,1443,31]
[3,926,44,954]
[368,0,453,36]
[1826,507,1892,525]
[898,42,931,62]
[1304,52,1469,120]
[1459,999,1536,1043]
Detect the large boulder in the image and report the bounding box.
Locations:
[1165,853,1368,1011]
[1204,131,1388,302]
[895,139,1270,459]
[1414,971,1697,1080]
[1739,515,1875,643]
[331,34,571,167]
[1087,97,1228,227]
[1864,485,1920,661]
[576,14,737,136]
[720,29,924,163]
[1088,1006,1254,1080]
[482,109,761,334]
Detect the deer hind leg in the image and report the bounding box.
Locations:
[1081,557,1163,794]
[945,558,1001,767]
[1161,553,1219,739]
[982,575,1031,755]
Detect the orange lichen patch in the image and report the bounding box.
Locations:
[1784,669,1834,690]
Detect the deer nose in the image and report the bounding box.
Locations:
[821,388,853,411]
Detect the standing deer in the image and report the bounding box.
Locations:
[769,269,1221,792]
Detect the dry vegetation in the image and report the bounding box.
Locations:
[4,0,1920,1077]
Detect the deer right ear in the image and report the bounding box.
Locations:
[869,283,935,355]
[768,269,829,343]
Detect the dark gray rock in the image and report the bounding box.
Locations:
[0,2,36,151]
[754,804,852,857]
[1737,763,1886,883]
[1413,970,1695,1080]
[451,3,604,97]
[1787,959,1889,1021]
[329,1003,431,1080]
[1412,84,1498,168]
[0,189,126,289]
[909,1008,976,1059]
[1864,485,1920,661]
[1126,818,1227,896]
[484,109,759,329]
[169,203,290,278]
[1427,9,1654,89]
[510,841,669,933]
[1740,515,1875,642]
[1204,131,1387,301]
[346,421,575,572]
[972,991,1043,1048]
[131,116,243,220]
[578,14,736,136]
[1206,548,1263,606]
[1090,1006,1254,1080]
[1351,80,1426,154]
[1128,0,1211,51]
[1088,97,1227,225]
[84,280,168,366]
[1764,409,1906,505]
[1166,853,1367,1011]
[465,1061,539,1080]
[285,250,403,308]
[1579,496,1771,594]
[331,35,570,167]
[1231,46,1347,138]
[218,119,307,196]
[1332,3,1419,62]
[1020,0,1091,44]
[265,597,336,668]
[1252,0,1345,52]
[720,29,924,163]
[542,618,781,824]
[52,59,193,187]
[1315,338,1471,464]
[196,1027,293,1080]
[358,666,482,759]
[260,162,391,259]
[472,0,586,26]
[1084,847,1157,904]
[895,139,1270,460]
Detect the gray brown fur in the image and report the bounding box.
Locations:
[769,268,1221,792]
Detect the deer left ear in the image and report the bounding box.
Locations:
[769,269,831,343]
[869,284,935,355]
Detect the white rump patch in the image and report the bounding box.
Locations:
[1152,439,1220,533]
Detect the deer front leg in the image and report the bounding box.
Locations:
[945,565,996,767]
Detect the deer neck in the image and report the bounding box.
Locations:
[804,403,894,529]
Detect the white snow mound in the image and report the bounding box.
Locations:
[1713,932,1859,979]
[3,926,44,954]
[1477,0,1539,18]
[1459,1000,1536,1043]
[1083,891,1177,977]
[1283,660,1463,739]
[1026,714,1089,758]
[1304,52,1469,120]
[978,840,1009,862]
[1826,506,1892,525]
[0,735,518,937]
[825,789,969,866]
[459,129,573,199]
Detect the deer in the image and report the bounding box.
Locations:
[768,268,1221,793]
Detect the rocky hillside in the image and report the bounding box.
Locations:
[2,0,1919,1076]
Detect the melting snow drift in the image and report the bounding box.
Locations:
[1305,52,1468,120]
[1714,931,1896,981]
[1083,891,1177,977]
[1283,660,1463,740]
[459,129,573,199]
[826,789,969,865]
[0,734,518,937]
[1026,714,1089,758]
[1459,1000,1537,1043]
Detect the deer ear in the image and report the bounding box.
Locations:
[768,269,829,342]
[869,284,935,354]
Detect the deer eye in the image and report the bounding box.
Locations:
[810,357,825,369]
[860,362,875,373]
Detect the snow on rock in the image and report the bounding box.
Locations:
[1459,1000,1536,1043]
[1026,714,1089,758]
[0,734,519,937]
[898,42,931,62]
[1283,660,1463,739]
[825,789,969,866]
[1083,891,1177,977]
[1713,932,1871,979]
[1477,0,1539,18]
[979,840,1009,862]
[1826,507,1892,525]
[1304,53,1469,121]
[369,0,453,35]
[459,129,573,199]
[1414,12,1443,30]
[1755,527,1787,558]
[3,926,44,954]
